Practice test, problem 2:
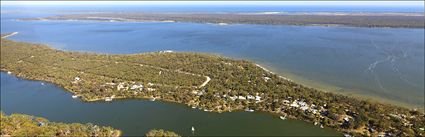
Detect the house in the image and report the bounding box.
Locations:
[105,82,116,86]
[160,50,173,53]
[263,77,271,82]
[238,96,246,100]
[72,77,81,84]
[130,84,144,90]
[299,101,309,111]
[37,121,45,127]
[255,96,262,103]
[117,83,126,90]
[229,96,237,101]
[290,101,300,108]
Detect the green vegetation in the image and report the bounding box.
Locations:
[0,112,120,136]
[1,37,424,136]
[28,12,425,28]
[146,129,180,137]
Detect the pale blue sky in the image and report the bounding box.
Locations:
[2,1,424,7]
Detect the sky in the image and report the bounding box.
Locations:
[1,1,424,7]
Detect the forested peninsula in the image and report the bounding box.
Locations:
[0,112,120,137]
[1,36,424,136]
[25,12,425,28]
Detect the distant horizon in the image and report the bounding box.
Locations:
[2,1,424,7]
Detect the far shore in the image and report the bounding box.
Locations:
[21,11,425,28]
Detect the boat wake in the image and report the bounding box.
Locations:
[364,39,419,92]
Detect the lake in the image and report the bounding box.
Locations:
[1,5,424,136]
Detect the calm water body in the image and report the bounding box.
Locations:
[1,73,340,136]
[1,5,424,135]
[2,18,424,107]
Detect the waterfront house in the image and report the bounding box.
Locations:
[238,96,246,100]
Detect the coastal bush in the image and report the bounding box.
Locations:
[1,38,424,136]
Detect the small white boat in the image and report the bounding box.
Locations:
[320,124,324,128]
[191,126,195,132]
[280,116,286,120]
[105,97,113,101]
[149,97,156,101]
[7,71,12,74]
[314,122,318,125]
[72,95,79,99]
[191,106,196,109]
[245,108,254,112]
[41,83,45,86]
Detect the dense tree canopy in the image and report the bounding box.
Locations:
[1,38,424,136]
[0,112,120,137]
[145,129,180,137]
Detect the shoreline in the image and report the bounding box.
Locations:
[253,63,424,111]
[1,31,422,111]
[21,12,425,28]
[1,32,18,39]
[2,36,424,136]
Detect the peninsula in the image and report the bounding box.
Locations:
[24,12,425,28]
[0,112,121,137]
[1,36,424,136]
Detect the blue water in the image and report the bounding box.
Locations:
[0,5,424,135]
[2,11,424,107]
[1,72,340,136]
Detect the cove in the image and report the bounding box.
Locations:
[1,72,340,136]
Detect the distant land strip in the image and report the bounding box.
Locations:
[22,12,425,28]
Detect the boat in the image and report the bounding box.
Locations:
[149,97,156,101]
[72,95,79,99]
[320,124,324,128]
[7,71,12,74]
[279,116,287,120]
[41,83,45,86]
[245,108,254,112]
[105,97,113,101]
[191,126,195,133]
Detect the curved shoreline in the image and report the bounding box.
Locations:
[1,36,424,136]
[254,63,424,110]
